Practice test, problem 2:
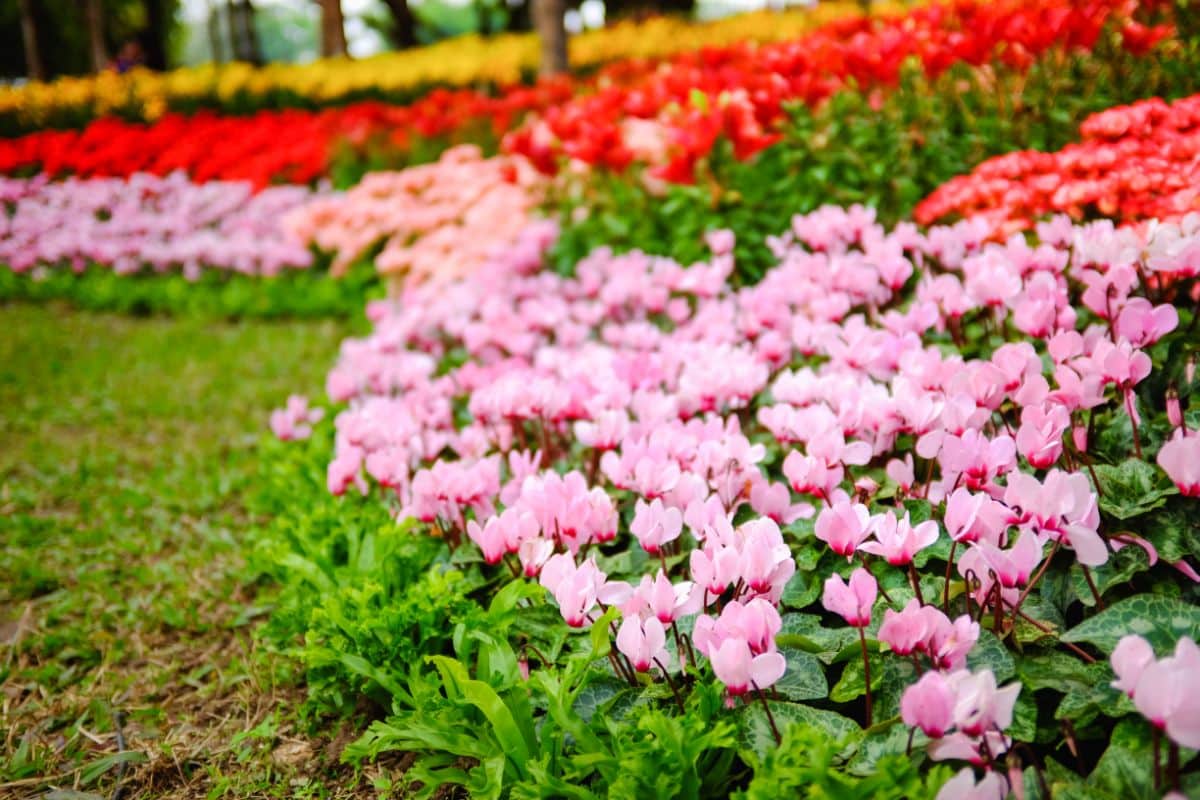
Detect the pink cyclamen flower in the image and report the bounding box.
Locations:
[628,570,699,624]
[879,599,934,656]
[709,637,786,697]
[1114,297,1178,347]
[1166,390,1183,428]
[1157,433,1200,497]
[705,228,736,257]
[1015,403,1069,469]
[859,510,940,566]
[616,615,669,672]
[901,670,956,738]
[692,597,782,657]
[944,488,1008,546]
[935,768,1008,800]
[948,669,1020,738]
[814,500,873,558]
[927,614,980,671]
[1126,636,1200,749]
[630,498,684,554]
[1110,634,1156,697]
[822,568,877,628]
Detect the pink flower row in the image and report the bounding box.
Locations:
[0,172,319,278]
[283,145,547,288]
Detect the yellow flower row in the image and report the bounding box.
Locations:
[0,3,908,129]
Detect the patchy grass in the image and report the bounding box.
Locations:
[0,303,386,798]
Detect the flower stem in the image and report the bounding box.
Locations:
[1153,727,1161,791]
[943,540,958,614]
[754,684,782,746]
[908,562,924,605]
[1125,389,1144,460]
[1080,565,1105,610]
[858,626,873,728]
[655,658,686,713]
[1010,536,1062,625]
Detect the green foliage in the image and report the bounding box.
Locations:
[0,261,379,320]
[1093,458,1180,520]
[1063,594,1200,654]
[251,433,483,715]
[734,723,950,800]
[551,33,1200,284]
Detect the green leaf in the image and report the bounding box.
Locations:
[1062,594,1200,654]
[1091,459,1178,520]
[780,570,821,610]
[571,676,625,724]
[965,631,1015,682]
[737,701,860,763]
[1069,546,1149,608]
[78,751,148,786]
[830,650,882,703]
[777,613,858,663]
[1142,506,1200,562]
[774,647,829,701]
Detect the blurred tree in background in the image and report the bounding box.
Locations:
[2,0,178,77]
[2,0,712,80]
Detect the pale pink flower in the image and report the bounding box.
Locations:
[630,498,684,554]
[934,768,1007,800]
[859,510,940,566]
[901,670,956,738]
[710,637,786,696]
[616,616,669,672]
[1158,432,1200,497]
[814,500,873,558]
[822,568,877,628]
[1110,634,1155,697]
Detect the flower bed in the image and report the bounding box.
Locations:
[0,3,886,133]
[284,145,547,287]
[265,202,1200,796]
[0,0,1172,188]
[503,0,1172,181]
[0,96,563,186]
[915,93,1200,235]
[0,172,317,277]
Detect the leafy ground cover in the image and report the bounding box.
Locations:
[0,303,389,798]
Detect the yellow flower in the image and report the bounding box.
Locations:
[0,2,908,129]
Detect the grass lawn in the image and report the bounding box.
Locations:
[0,303,376,798]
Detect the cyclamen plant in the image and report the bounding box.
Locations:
[277,202,1200,796]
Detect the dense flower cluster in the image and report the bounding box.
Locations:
[287,201,1198,793]
[0,172,316,277]
[284,145,546,285]
[0,3,883,130]
[0,90,569,186]
[504,0,1170,181]
[1,0,1172,189]
[916,93,1200,234]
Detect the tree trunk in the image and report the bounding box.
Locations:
[505,0,531,33]
[381,0,417,48]
[84,0,107,72]
[229,0,263,64]
[532,0,567,76]
[319,0,348,57]
[144,0,171,70]
[17,0,44,80]
[207,0,227,63]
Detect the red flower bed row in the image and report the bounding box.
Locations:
[502,0,1171,181]
[0,81,574,188]
[914,93,1200,235]
[0,0,1170,186]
